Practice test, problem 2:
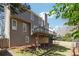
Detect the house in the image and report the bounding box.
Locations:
[0,4,53,48]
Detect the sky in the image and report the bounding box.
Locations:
[29,3,68,29]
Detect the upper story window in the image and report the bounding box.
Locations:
[23,23,27,32]
[12,19,17,30]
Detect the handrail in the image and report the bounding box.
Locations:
[32,26,54,35]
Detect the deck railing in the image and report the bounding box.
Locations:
[32,26,53,35]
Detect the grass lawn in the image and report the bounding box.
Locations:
[11,44,71,56]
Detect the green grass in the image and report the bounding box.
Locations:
[12,44,70,56]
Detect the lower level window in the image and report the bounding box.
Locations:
[12,19,17,30]
[25,36,29,43]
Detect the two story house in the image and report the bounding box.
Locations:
[0,4,52,48]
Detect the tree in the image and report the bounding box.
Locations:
[0,3,31,14]
[49,3,79,39]
[10,3,31,14]
[62,33,73,41]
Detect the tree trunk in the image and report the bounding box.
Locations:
[72,47,76,56]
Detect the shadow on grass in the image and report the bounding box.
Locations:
[39,44,70,56]
[0,49,12,56]
[52,44,70,52]
[42,52,65,56]
[29,44,70,56]
[19,44,70,56]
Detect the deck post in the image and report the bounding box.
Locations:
[35,34,39,51]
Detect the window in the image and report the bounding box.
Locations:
[23,23,27,32]
[25,36,29,43]
[12,19,17,30]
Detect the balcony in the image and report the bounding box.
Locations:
[32,26,53,36]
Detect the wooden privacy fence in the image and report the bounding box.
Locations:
[0,39,9,48]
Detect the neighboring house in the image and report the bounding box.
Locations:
[0,4,53,48]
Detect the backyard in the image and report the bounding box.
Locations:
[10,44,71,56]
[0,3,79,57]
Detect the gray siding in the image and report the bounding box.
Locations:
[11,11,31,23]
[10,18,31,47]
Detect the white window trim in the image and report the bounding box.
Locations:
[23,23,27,32]
[12,19,17,30]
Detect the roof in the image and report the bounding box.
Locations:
[20,4,45,21]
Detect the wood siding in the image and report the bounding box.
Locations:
[10,17,31,47]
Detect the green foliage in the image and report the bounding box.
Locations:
[49,3,79,39]
[72,30,79,39]
[62,33,73,41]
[10,3,31,14]
[57,33,73,41]
[0,3,31,14]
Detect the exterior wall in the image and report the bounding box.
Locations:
[1,4,49,48]
[0,39,9,48]
[30,12,49,45]
[31,12,44,26]
[31,13,44,35]
[43,13,49,29]
[31,13,44,33]
[11,11,32,23]
[9,10,49,47]
[44,13,47,25]
[10,17,31,47]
